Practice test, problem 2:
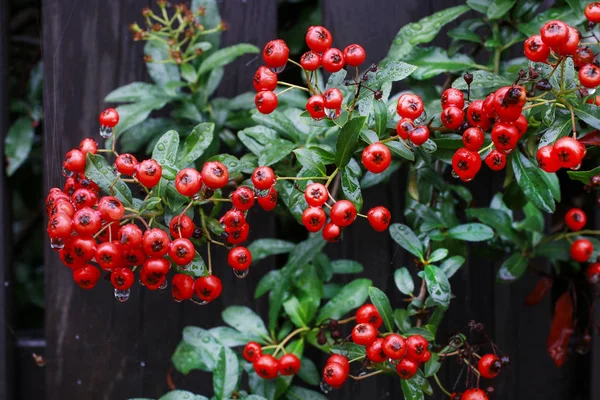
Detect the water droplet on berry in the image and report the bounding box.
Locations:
[112,164,120,176]
[320,382,332,394]
[233,268,249,279]
[114,288,130,302]
[463,176,474,182]
[192,295,209,306]
[587,88,597,95]
[50,238,65,250]
[172,297,182,303]
[100,126,113,139]
[572,163,581,170]
[414,111,428,125]
[269,64,286,74]
[451,170,459,179]
[326,108,337,119]
[192,193,201,201]
[159,280,168,290]
[138,278,145,287]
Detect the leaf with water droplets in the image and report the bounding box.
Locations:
[496,253,528,283]
[222,306,270,343]
[512,150,555,213]
[368,287,395,332]
[452,70,511,90]
[401,377,425,400]
[213,346,239,400]
[389,223,424,259]
[316,278,372,324]
[157,390,209,400]
[447,223,494,242]
[85,153,133,208]
[178,123,215,168]
[394,268,415,295]
[424,265,451,309]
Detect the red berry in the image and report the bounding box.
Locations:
[586,263,600,283]
[97,221,120,243]
[540,20,568,47]
[194,275,222,302]
[228,246,252,271]
[169,238,195,265]
[64,149,86,172]
[570,239,594,262]
[48,198,75,218]
[322,222,341,242]
[422,351,432,363]
[536,145,561,173]
[352,322,378,346]
[243,342,263,363]
[263,39,289,69]
[171,274,195,301]
[73,264,101,289]
[302,207,327,232]
[362,142,391,173]
[79,138,98,156]
[366,338,387,363]
[225,223,250,245]
[252,166,276,190]
[306,94,326,120]
[111,267,134,290]
[397,94,424,120]
[515,114,528,137]
[321,48,345,73]
[140,265,166,290]
[327,354,350,374]
[356,303,383,329]
[222,209,247,229]
[441,106,464,130]
[98,196,124,221]
[71,237,96,261]
[115,153,139,175]
[367,206,391,232]
[482,93,496,119]
[142,257,170,281]
[524,35,550,62]
[553,137,585,169]
[452,148,482,182]
[305,26,332,53]
[142,228,171,257]
[231,187,255,211]
[72,207,102,237]
[484,150,506,171]
[556,26,580,56]
[305,183,328,207]
[254,354,279,379]
[322,362,347,387]
[462,388,488,400]
[478,354,502,379]
[72,188,98,210]
[492,88,522,123]
[300,51,321,71]
[587,95,600,106]
[462,127,485,151]
[579,64,600,88]
[504,85,527,108]
[467,100,491,131]
[170,214,195,239]
[258,186,278,211]
[565,208,587,231]
[409,125,430,146]
[136,159,162,188]
[255,91,278,114]
[175,168,202,197]
[491,122,519,152]
[574,46,595,68]
[441,88,464,109]
[253,66,277,92]
[96,241,122,270]
[395,358,418,380]
[585,2,600,23]
[330,200,357,227]
[396,118,414,139]
[382,333,407,360]
[99,108,119,127]
[201,161,229,189]
[60,245,85,269]
[122,247,146,266]
[406,335,429,362]
[278,354,301,376]
[343,44,366,67]
[118,223,143,248]
[323,88,343,110]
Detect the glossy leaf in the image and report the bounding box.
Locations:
[152,130,179,169]
[221,306,270,342]
[285,386,328,400]
[258,140,296,166]
[428,248,448,263]
[115,98,169,134]
[424,265,451,309]
[394,268,415,295]
[177,123,215,167]
[452,70,510,90]
[316,278,372,323]
[213,347,239,400]
[401,377,425,400]
[85,154,133,207]
[407,47,481,80]
[368,287,395,332]
[447,223,494,241]
[487,0,516,19]
[248,239,295,263]
[297,358,320,386]
[283,297,308,328]
[145,41,181,86]
[105,82,166,102]
[335,116,367,167]
[293,148,327,176]
[5,117,35,176]
[373,100,389,137]
[387,140,415,161]
[512,150,555,213]
[331,260,364,274]
[390,223,424,259]
[567,166,600,185]
[496,253,528,283]
[357,62,418,101]
[341,164,363,211]
[198,43,259,75]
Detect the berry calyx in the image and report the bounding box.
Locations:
[305,26,332,53]
[142,228,171,257]
[462,127,485,151]
[136,159,162,188]
[355,303,383,329]
[175,168,202,197]
[321,48,345,73]
[306,94,326,120]
[115,153,138,176]
[201,161,229,189]
[382,333,407,359]
[396,358,418,380]
[169,238,195,265]
[300,51,321,71]
[231,186,255,211]
[553,137,585,169]
[352,322,378,346]
[302,207,327,232]
[397,93,424,120]
[366,338,387,363]
[484,150,506,171]
[111,267,134,290]
[540,20,568,47]
[252,166,276,190]
[322,362,348,387]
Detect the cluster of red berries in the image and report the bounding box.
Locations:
[564,208,597,271]
[242,342,301,379]
[395,94,430,146]
[524,8,600,89]
[536,136,586,173]
[254,25,366,118]
[448,353,504,400]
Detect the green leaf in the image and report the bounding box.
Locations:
[515,202,544,232]
[439,256,465,278]
[487,0,516,19]
[405,327,435,341]
[387,140,415,161]
[5,117,35,176]
[341,164,363,211]
[178,123,215,168]
[158,390,208,400]
[517,7,584,37]
[316,278,372,323]
[466,208,521,243]
[424,265,451,309]
[574,103,600,130]
[114,98,169,134]
[394,268,415,295]
[144,41,181,86]
[248,239,295,263]
[357,62,418,102]
[285,386,328,400]
[176,253,206,278]
[180,64,198,84]
[447,223,494,242]
[85,154,133,207]
[105,82,166,102]
[466,0,490,13]
[448,18,485,43]
[389,223,424,259]
[283,297,308,328]
[373,100,388,137]
[152,130,180,168]
[424,353,441,377]
[407,47,481,80]
[192,0,221,49]
[538,111,571,148]
[512,150,555,213]
[221,306,269,341]
[213,347,239,400]
[386,5,470,61]
[208,326,258,347]
[497,253,528,283]
[394,308,411,332]
[293,148,327,176]
[331,343,366,359]
[255,270,281,299]
[361,129,379,144]
[401,378,425,400]
[541,171,561,202]
[452,70,511,90]
[368,287,395,332]
[198,43,259,75]
[335,116,367,168]
[331,259,364,274]
[567,166,600,184]
[297,358,320,386]
[258,140,296,166]
[428,249,448,263]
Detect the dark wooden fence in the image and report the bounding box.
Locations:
[19,0,596,399]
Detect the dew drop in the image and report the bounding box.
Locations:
[320,381,332,394]
[414,111,428,125]
[451,170,459,179]
[192,193,201,201]
[114,288,130,302]
[100,126,113,139]
[172,297,182,303]
[62,167,74,178]
[140,361,146,367]
[191,294,209,305]
[138,278,145,287]
[326,108,337,119]
[159,280,168,290]
[233,268,249,279]
[50,238,65,250]
[587,88,597,95]
[76,379,82,385]
[269,64,287,74]
[112,164,120,176]
[572,163,581,171]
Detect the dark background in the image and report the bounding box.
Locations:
[0,0,598,399]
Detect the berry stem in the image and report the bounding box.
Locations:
[325,168,340,188]
[287,58,303,69]
[433,373,452,397]
[348,370,384,380]
[277,81,310,93]
[207,241,213,274]
[543,229,600,243]
[356,213,367,219]
[276,87,294,97]
[478,143,494,154]
[92,221,116,239]
[272,327,310,357]
[337,316,356,324]
[565,102,577,137]
[276,176,328,181]
[349,355,365,363]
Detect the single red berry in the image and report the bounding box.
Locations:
[231,187,255,211]
[397,94,424,120]
[323,88,343,110]
[322,222,342,242]
[263,39,289,69]
[72,207,102,237]
[72,188,98,210]
[395,358,418,380]
[115,153,139,176]
[48,198,75,218]
[96,241,122,270]
[382,334,407,360]
[440,106,464,130]
[536,145,561,173]
[175,168,202,197]
[253,66,277,92]
[484,150,506,171]
[579,64,600,88]
[466,100,491,131]
[118,223,143,248]
[73,264,101,289]
[491,122,519,152]
[122,247,146,266]
[343,44,366,66]
[441,88,464,109]
[305,26,332,52]
[327,354,350,374]
[362,142,392,173]
[483,93,496,119]
[278,354,301,376]
[71,237,96,262]
[356,303,383,329]
[255,91,278,114]
[169,238,195,265]
[461,388,488,400]
[201,161,229,189]
[366,338,387,363]
[409,125,430,146]
[367,206,391,232]
[300,51,321,71]
[586,263,600,283]
[462,127,485,151]
[142,228,171,257]
[99,108,119,127]
[258,186,278,211]
[396,118,415,139]
[61,177,75,196]
[243,342,263,363]
[452,148,482,182]
[556,26,580,56]
[330,200,357,227]
[254,354,279,379]
[63,149,86,172]
[587,95,600,106]
[98,196,124,221]
[60,245,85,269]
[553,137,585,169]
[515,114,528,137]
[352,322,378,346]
[565,208,587,231]
[492,88,522,123]
[574,46,595,68]
[171,274,195,301]
[524,35,550,62]
[322,362,347,387]
[228,246,252,271]
[306,94,326,120]
[570,239,594,262]
[142,257,171,284]
[252,166,276,190]
[585,2,600,23]
[540,20,568,47]
[79,138,98,156]
[111,267,134,290]
[302,207,327,232]
[321,48,345,73]
[136,159,162,188]
[305,183,328,207]
[225,223,250,245]
[140,266,166,290]
[406,335,429,362]
[169,215,195,239]
[194,275,222,302]
[478,354,502,379]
